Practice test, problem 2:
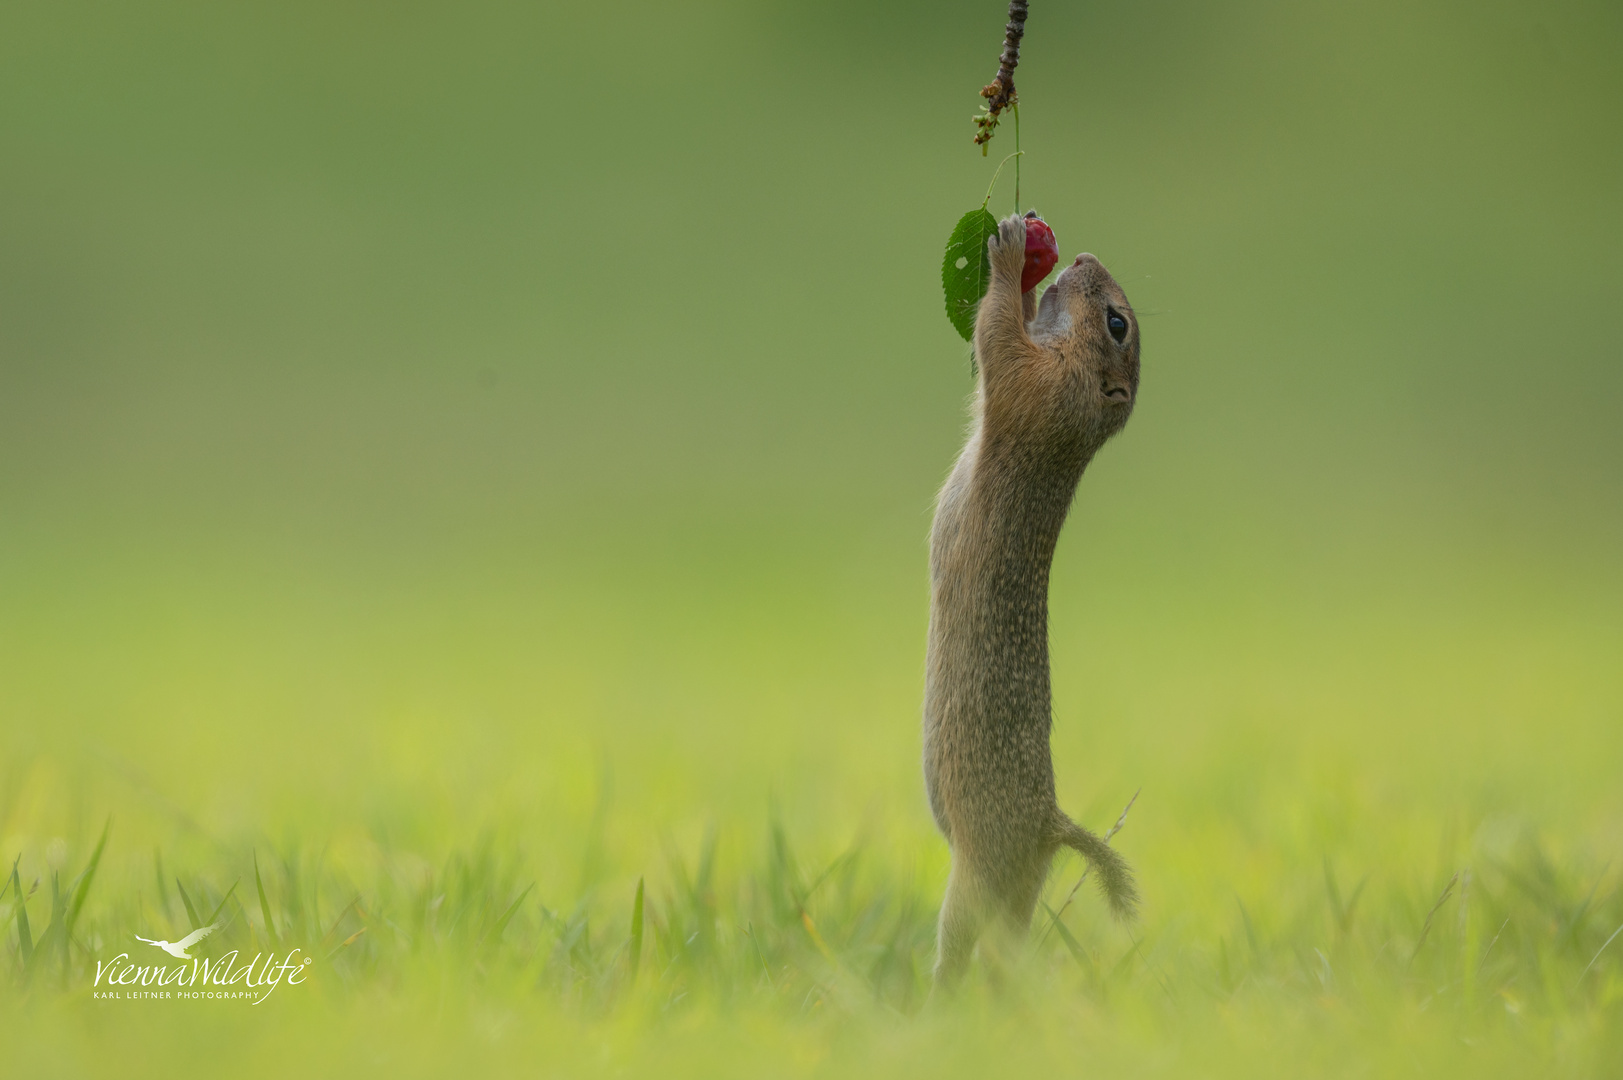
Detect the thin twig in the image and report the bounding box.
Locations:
[973,1,1029,151]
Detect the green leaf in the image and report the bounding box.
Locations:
[941,208,999,342]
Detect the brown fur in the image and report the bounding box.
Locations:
[924,214,1142,986]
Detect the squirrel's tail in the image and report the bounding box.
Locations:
[1054,814,1139,921]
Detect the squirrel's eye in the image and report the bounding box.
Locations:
[1106,310,1128,343]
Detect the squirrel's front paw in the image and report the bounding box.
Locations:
[987,215,1027,282]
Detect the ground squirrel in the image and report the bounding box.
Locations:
[924,213,1141,985]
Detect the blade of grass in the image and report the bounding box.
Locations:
[65,818,109,936]
[310,843,329,947]
[1563,870,1609,951]
[800,837,865,909]
[629,877,644,982]
[254,851,280,950]
[11,857,32,965]
[769,818,803,911]
[744,919,774,989]
[1479,916,1511,970]
[51,871,65,968]
[1461,868,1479,1009]
[324,926,367,962]
[154,849,171,921]
[1108,937,1144,985]
[1238,899,1261,961]
[24,872,64,982]
[1343,876,1368,935]
[1130,929,1178,1002]
[1409,872,1460,967]
[175,877,202,930]
[319,896,363,950]
[1041,900,1097,979]
[484,883,533,949]
[1578,922,1623,984]
[695,826,718,904]
[204,879,240,928]
[1324,858,1368,935]
[800,908,837,966]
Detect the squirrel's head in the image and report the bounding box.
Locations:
[1028,252,1140,445]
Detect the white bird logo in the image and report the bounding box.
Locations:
[133,924,218,959]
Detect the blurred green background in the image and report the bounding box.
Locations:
[0,0,1619,1073]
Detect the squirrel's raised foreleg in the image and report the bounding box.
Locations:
[974,215,1042,380]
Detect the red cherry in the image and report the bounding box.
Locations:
[1021,215,1059,293]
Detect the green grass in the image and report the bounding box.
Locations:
[1,775,1619,1077]
[1,549,1619,1077]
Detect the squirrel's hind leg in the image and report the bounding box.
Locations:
[932,863,983,989]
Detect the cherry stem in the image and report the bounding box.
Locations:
[1013,103,1021,214]
[981,150,1025,211]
